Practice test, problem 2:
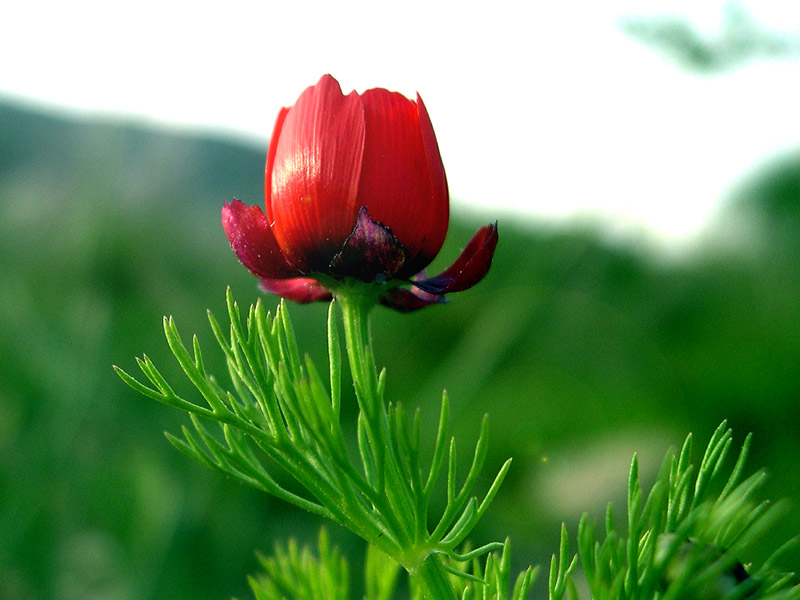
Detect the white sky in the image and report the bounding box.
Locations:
[3,0,800,243]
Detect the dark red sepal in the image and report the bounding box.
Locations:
[380,286,447,312]
[413,223,498,294]
[258,277,333,303]
[222,200,300,279]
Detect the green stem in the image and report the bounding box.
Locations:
[336,288,456,600]
[338,292,416,527]
[411,552,458,600]
[338,291,383,485]
[338,292,375,397]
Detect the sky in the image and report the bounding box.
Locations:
[3,0,800,244]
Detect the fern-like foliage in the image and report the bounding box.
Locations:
[117,290,799,600]
[246,531,537,600]
[549,422,800,600]
[245,529,350,600]
[115,289,530,597]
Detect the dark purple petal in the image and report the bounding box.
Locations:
[222,199,300,279]
[380,286,447,312]
[259,277,333,303]
[413,223,498,295]
[329,206,406,281]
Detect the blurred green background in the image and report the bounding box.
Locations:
[2,52,800,598]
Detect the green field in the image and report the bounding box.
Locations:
[1,99,798,599]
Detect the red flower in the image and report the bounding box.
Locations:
[222,74,497,311]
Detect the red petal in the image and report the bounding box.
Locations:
[406,93,449,274]
[380,286,447,312]
[258,277,333,304]
[264,104,289,211]
[267,74,366,272]
[222,200,300,279]
[413,223,498,294]
[356,89,449,278]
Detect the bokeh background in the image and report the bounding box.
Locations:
[2,1,800,598]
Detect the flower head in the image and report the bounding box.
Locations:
[222,74,497,311]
